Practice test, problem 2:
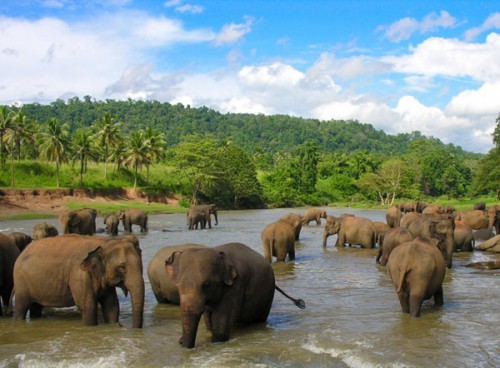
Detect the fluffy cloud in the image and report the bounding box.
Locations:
[464,12,500,41]
[213,17,253,46]
[378,10,457,42]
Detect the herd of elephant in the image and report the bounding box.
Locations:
[1,202,499,348]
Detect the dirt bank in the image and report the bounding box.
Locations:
[0,188,180,216]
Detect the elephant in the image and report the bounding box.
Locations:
[376,226,413,266]
[7,232,32,252]
[302,209,327,225]
[59,208,98,235]
[407,214,455,268]
[13,234,144,328]
[387,238,446,317]
[0,233,20,316]
[473,228,495,241]
[400,212,421,229]
[487,205,500,234]
[422,205,444,216]
[261,219,296,262]
[454,210,491,231]
[187,204,218,230]
[373,221,391,245]
[164,242,276,348]
[323,215,376,249]
[475,235,500,252]
[104,214,119,236]
[279,213,304,240]
[473,201,486,210]
[453,223,474,252]
[386,205,402,228]
[147,243,207,304]
[117,209,148,233]
[32,222,59,240]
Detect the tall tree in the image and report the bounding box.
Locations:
[123,130,150,188]
[38,118,70,188]
[94,112,122,179]
[0,106,15,171]
[72,128,97,186]
[143,126,166,183]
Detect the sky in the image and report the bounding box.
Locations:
[1,1,499,153]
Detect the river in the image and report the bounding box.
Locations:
[0,208,498,368]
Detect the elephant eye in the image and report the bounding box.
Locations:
[116,264,126,274]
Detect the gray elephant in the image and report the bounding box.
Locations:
[387,238,446,317]
[376,226,413,266]
[0,233,20,316]
[454,210,492,231]
[399,212,421,229]
[454,223,474,252]
[187,204,218,230]
[117,209,148,233]
[147,243,207,304]
[164,242,275,348]
[473,228,495,241]
[7,232,32,252]
[475,234,500,252]
[33,222,59,240]
[302,209,327,225]
[59,208,98,235]
[487,205,500,234]
[104,214,119,236]
[323,215,376,249]
[373,221,391,245]
[14,234,144,328]
[407,215,455,268]
[261,218,297,262]
[279,213,304,240]
[386,205,402,228]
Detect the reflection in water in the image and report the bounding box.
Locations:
[0,207,499,367]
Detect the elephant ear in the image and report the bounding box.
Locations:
[81,246,105,281]
[70,212,81,226]
[165,251,182,284]
[217,251,238,286]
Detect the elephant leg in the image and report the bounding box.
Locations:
[409,294,423,317]
[29,302,43,318]
[100,291,120,324]
[288,247,296,261]
[81,299,99,326]
[210,313,231,343]
[336,233,346,247]
[433,286,444,307]
[397,291,410,314]
[376,248,382,263]
[203,311,213,331]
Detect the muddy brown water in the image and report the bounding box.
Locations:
[0,208,498,367]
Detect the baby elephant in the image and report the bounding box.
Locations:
[302,209,327,225]
[103,214,119,236]
[387,238,446,317]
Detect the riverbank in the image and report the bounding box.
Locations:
[0,188,183,219]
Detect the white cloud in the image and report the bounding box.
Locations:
[464,12,500,41]
[378,10,457,42]
[383,33,500,82]
[214,17,253,46]
[446,82,500,116]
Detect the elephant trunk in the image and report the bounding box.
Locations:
[322,231,329,247]
[125,272,145,328]
[180,309,203,348]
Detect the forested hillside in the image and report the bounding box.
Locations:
[18,97,478,159]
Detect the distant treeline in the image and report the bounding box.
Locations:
[17,96,479,159]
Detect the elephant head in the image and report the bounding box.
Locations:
[428,216,455,269]
[165,248,237,348]
[33,222,59,240]
[80,236,145,328]
[322,216,341,247]
[206,204,218,226]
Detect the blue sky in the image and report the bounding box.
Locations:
[1,1,499,153]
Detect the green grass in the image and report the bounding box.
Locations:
[0,213,58,221]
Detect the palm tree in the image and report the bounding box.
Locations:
[123,130,150,188]
[0,106,15,171]
[143,126,166,182]
[94,113,122,179]
[72,129,97,186]
[38,118,70,188]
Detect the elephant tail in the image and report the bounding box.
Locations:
[396,254,411,294]
[275,284,306,309]
[6,288,15,316]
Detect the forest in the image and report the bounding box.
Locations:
[0,97,499,209]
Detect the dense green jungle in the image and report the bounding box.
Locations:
[1,98,499,210]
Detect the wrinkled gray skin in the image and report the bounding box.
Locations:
[407,215,455,268]
[14,234,144,328]
[0,233,20,316]
[302,209,327,226]
[377,227,413,266]
[165,242,275,348]
[473,228,495,241]
[104,214,119,236]
[323,215,376,249]
[7,232,32,252]
[387,238,446,317]
[453,223,474,252]
[386,206,402,228]
[59,208,98,235]
[117,209,148,233]
[261,219,296,262]
[280,213,303,240]
[33,222,59,240]
[187,204,218,230]
[147,244,207,304]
